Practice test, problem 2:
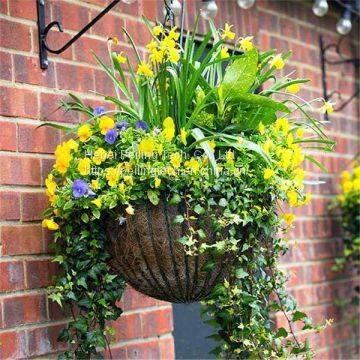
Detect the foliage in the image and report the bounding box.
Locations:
[42,17,334,359]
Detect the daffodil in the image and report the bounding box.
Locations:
[274,118,290,134]
[116,52,126,64]
[152,25,163,36]
[77,124,92,142]
[163,116,175,129]
[239,36,254,52]
[282,213,296,226]
[286,83,300,93]
[150,48,165,63]
[180,128,187,145]
[168,27,180,40]
[321,101,335,115]
[264,168,275,180]
[137,62,154,78]
[146,39,157,52]
[220,47,230,59]
[168,48,180,63]
[287,190,298,207]
[78,158,91,176]
[221,23,235,40]
[342,180,353,194]
[270,54,285,70]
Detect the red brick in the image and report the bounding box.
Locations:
[56,63,95,93]
[73,36,108,65]
[18,123,60,154]
[89,10,124,38]
[126,339,160,360]
[141,0,159,19]
[41,158,55,186]
[0,191,20,220]
[48,298,71,321]
[0,331,27,359]
[0,18,31,51]
[112,313,142,342]
[9,0,36,20]
[121,286,157,310]
[123,19,151,47]
[26,259,57,289]
[0,0,7,14]
[0,87,39,119]
[0,261,25,292]
[0,121,17,151]
[141,307,173,338]
[0,155,41,186]
[159,336,175,359]
[21,192,48,221]
[39,31,73,60]
[0,51,12,80]
[3,294,47,327]
[1,224,44,255]
[13,55,56,87]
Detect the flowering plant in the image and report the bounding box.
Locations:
[43,16,334,359]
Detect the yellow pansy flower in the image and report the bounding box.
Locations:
[259,122,265,135]
[270,54,285,70]
[287,190,298,207]
[162,127,175,141]
[354,166,360,178]
[180,128,187,145]
[163,116,175,129]
[167,167,176,176]
[45,174,56,196]
[157,143,164,156]
[91,198,102,208]
[42,218,59,231]
[264,168,275,180]
[77,124,92,142]
[99,116,115,135]
[66,139,79,152]
[54,144,71,174]
[77,158,91,176]
[106,167,119,187]
[341,170,350,181]
[239,36,254,52]
[342,180,353,194]
[282,213,296,226]
[126,205,135,215]
[137,62,154,78]
[353,178,360,191]
[138,138,156,156]
[220,47,230,59]
[286,83,300,93]
[93,148,107,165]
[116,52,126,64]
[152,25,163,36]
[91,180,99,190]
[118,183,126,194]
[170,152,182,168]
[154,178,161,188]
[221,23,235,40]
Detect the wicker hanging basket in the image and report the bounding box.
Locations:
[106,199,233,303]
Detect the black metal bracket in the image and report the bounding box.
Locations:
[319,34,359,120]
[37,0,121,69]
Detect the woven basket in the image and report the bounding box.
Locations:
[106,199,233,303]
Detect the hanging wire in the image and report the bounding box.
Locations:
[163,0,175,28]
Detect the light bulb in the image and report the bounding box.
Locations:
[200,0,218,19]
[122,0,136,4]
[336,8,352,35]
[312,0,328,17]
[170,0,182,17]
[237,0,255,10]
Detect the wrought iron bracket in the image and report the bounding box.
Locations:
[319,34,359,120]
[37,0,121,69]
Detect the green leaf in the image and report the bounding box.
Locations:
[234,268,249,279]
[77,277,88,289]
[147,189,159,205]
[173,215,184,224]
[276,327,288,338]
[293,311,307,321]
[169,193,181,205]
[221,49,258,99]
[194,204,205,215]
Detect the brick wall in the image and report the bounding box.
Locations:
[0,0,358,359]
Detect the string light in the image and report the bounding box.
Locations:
[237,0,255,9]
[312,0,328,17]
[336,5,352,35]
[200,0,218,19]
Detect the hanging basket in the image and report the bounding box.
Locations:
[106,199,233,303]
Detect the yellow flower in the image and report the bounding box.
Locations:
[91,180,100,190]
[168,48,180,63]
[280,149,292,170]
[160,36,176,50]
[180,128,187,145]
[163,116,175,129]
[270,54,285,70]
[157,143,164,156]
[221,23,235,40]
[42,218,59,231]
[152,25,163,36]
[262,139,274,154]
[91,198,102,208]
[112,36,119,45]
[77,124,92,142]
[274,117,290,134]
[116,52,126,64]
[155,177,161,188]
[106,167,119,187]
[168,27,180,41]
[54,144,71,174]
[226,150,235,165]
[303,192,312,205]
[287,190,298,207]
[45,174,56,196]
[338,194,345,203]
[353,178,360,191]
[146,39,157,52]
[138,138,156,156]
[286,133,294,147]
[185,158,200,173]
[220,47,230,59]
[93,148,107,165]
[264,168,275,180]
[342,180,353,194]
[99,116,115,135]
[162,127,175,141]
[167,167,176,176]
[282,213,296,226]
[124,175,133,186]
[78,158,91,176]
[239,36,254,52]
[296,128,304,138]
[66,139,79,152]
[354,166,360,178]
[341,170,350,182]
[150,48,165,64]
[259,122,265,135]
[321,101,334,115]
[208,140,216,152]
[125,205,135,215]
[170,152,182,168]
[137,61,154,78]
[286,83,300,93]
[118,183,126,194]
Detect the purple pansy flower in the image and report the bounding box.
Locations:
[105,129,118,145]
[73,179,90,198]
[93,106,105,116]
[135,120,148,132]
[116,121,129,131]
